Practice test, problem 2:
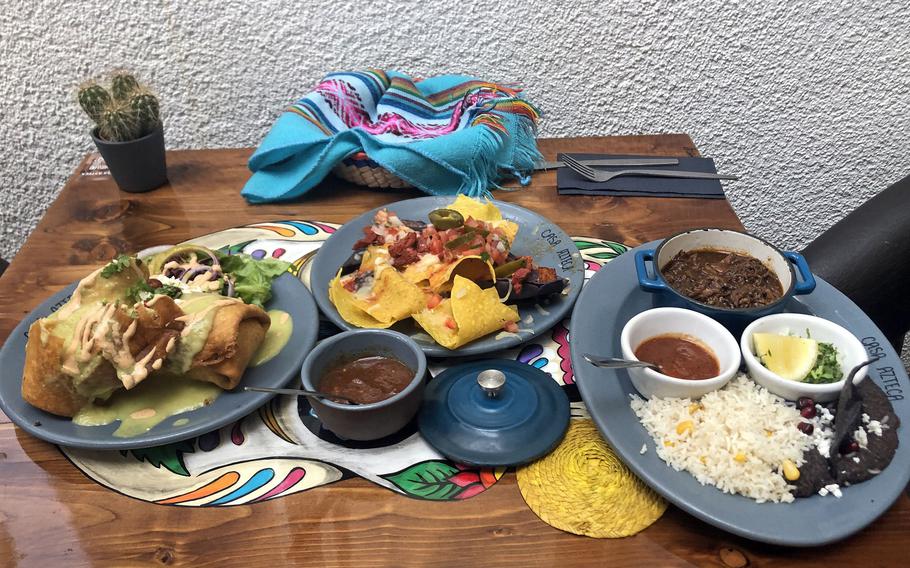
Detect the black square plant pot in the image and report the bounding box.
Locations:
[91,124,168,193]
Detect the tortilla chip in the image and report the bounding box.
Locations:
[358,246,391,272]
[448,195,502,222]
[330,267,426,328]
[428,256,495,292]
[447,195,519,243]
[412,275,519,349]
[329,274,395,329]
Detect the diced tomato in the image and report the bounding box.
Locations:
[503,321,519,333]
[426,293,442,309]
[419,227,444,255]
[444,317,457,330]
[342,278,357,292]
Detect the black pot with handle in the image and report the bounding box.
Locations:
[90,124,168,193]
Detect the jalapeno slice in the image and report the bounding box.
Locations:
[444,229,476,249]
[428,208,464,230]
[494,258,527,278]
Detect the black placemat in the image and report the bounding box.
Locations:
[556,153,727,198]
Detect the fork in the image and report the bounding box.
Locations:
[561,154,739,183]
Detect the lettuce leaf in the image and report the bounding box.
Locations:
[217,253,290,307]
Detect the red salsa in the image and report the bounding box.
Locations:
[634,334,719,380]
[319,355,414,405]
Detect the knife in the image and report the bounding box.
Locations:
[533,158,680,171]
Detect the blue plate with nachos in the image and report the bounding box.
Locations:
[309,196,585,357]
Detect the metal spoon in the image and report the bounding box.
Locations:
[244,386,358,404]
[582,354,662,372]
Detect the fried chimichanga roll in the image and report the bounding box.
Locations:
[21,295,186,417]
[174,299,271,390]
[21,319,121,417]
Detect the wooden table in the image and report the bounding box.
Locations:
[0,135,905,567]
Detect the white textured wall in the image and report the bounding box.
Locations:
[1,0,908,264]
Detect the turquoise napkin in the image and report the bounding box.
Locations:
[241,70,541,203]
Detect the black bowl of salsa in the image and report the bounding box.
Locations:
[633,228,817,328]
[300,329,427,441]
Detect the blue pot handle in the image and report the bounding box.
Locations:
[634,250,667,292]
[783,251,816,295]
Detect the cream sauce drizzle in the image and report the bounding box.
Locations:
[60,300,168,390]
[162,253,222,291]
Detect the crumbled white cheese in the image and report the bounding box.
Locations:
[640,444,648,455]
[867,420,884,437]
[818,487,829,496]
[523,314,534,325]
[156,274,222,297]
[824,483,842,498]
[854,427,869,449]
[852,456,861,463]
[818,406,834,423]
[816,439,831,459]
[862,413,870,424]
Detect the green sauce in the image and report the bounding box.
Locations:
[250,310,293,367]
[73,375,222,437]
[167,294,224,373]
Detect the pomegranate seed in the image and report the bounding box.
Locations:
[797,422,814,435]
[800,405,817,419]
[797,397,814,409]
[840,439,860,455]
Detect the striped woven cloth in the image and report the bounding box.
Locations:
[241,70,541,202]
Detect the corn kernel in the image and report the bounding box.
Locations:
[782,459,800,481]
[765,429,773,437]
[688,403,702,415]
[663,440,675,447]
[676,420,694,435]
[734,453,747,463]
[699,456,707,464]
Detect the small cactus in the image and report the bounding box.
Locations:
[78,82,112,122]
[77,71,161,142]
[129,90,161,136]
[110,72,140,101]
[97,100,141,142]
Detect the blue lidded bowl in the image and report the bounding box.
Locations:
[634,228,816,329]
[301,329,427,441]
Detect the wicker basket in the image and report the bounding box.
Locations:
[333,152,412,189]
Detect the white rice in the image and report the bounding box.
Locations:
[630,374,812,503]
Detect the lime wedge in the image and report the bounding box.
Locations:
[753,333,819,382]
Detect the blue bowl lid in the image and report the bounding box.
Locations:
[418,359,570,467]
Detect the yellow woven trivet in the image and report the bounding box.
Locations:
[517,419,667,538]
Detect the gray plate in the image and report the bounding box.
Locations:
[570,241,909,546]
[0,273,319,450]
[310,197,584,357]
